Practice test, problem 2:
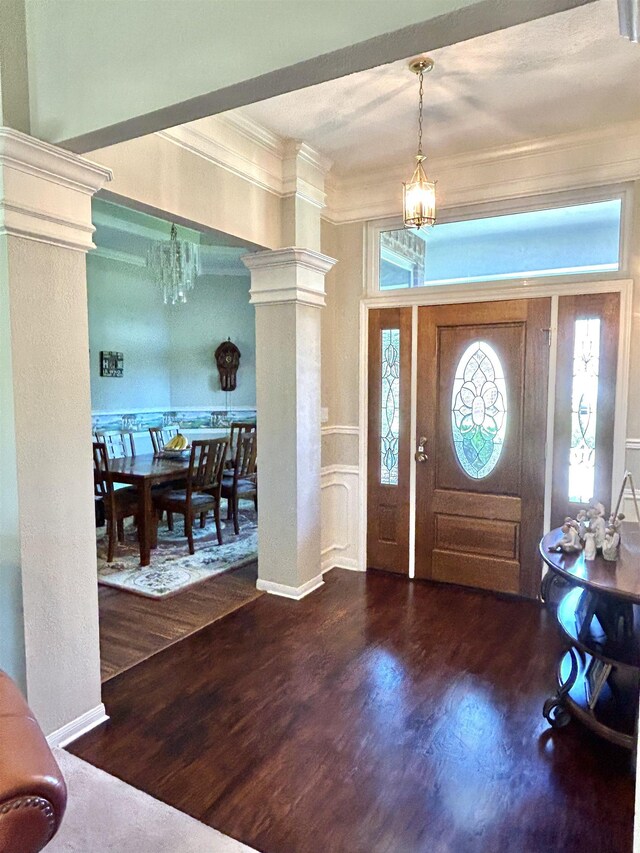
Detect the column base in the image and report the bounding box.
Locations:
[256,574,324,600]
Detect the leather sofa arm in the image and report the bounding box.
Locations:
[0,672,67,853]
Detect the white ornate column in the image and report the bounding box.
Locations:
[243,247,336,598]
[0,128,112,738]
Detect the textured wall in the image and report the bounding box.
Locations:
[7,237,101,734]
[320,220,363,468]
[89,134,281,251]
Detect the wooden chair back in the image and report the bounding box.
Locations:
[149,425,179,454]
[228,421,256,461]
[92,441,111,499]
[187,439,228,499]
[95,429,136,459]
[93,441,117,522]
[233,432,257,482]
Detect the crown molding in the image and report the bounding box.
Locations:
[92,245,147,267]
[324,119,640,223]
[217,111,284,156]
[158,123,283,196]
[158,113,330,208]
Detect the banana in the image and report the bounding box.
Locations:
[165,432,189,451]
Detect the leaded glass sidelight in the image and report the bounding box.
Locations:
[451,341,507,479]
[380,328,400,485]
[568,318,601,503]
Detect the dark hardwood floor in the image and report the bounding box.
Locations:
[74,569,635,853]
[99,562,260,681]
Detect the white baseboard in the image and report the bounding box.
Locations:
[256,574,325,600]
[46,703,109,749]
[322,556,363,573]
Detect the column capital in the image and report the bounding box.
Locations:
[243,247,337,307]
[0,127,112,252]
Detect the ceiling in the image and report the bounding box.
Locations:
[232,0,640,176]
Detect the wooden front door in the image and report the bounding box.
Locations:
[415,299,551,598]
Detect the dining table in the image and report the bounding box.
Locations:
[107,452,191,566]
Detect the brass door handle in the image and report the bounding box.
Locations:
[415,436,428,463]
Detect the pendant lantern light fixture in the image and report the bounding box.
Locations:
[403,55,436,229]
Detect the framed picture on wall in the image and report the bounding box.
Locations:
[100,351,124,378]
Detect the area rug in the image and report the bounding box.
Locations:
[97,504,257,599]
[49,749,257,852]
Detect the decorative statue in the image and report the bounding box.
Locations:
[214,338,241,392]
[609,512,625,533]
[576,509,588,540]
[588,505,607,549]
[556,522,583,553]
[602,526,620,562]
[583,530,597,561]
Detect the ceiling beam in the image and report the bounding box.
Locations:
[63,0,597,154]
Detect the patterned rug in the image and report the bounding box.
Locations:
[97,504,257,599]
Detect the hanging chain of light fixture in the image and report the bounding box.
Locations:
[403,55,437,229]
[147,222,200,305]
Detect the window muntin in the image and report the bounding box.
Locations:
[568,318,601,503]
[451,341,507,479]
[379,199,622,290]
[380,328,400,486]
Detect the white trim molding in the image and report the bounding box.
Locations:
[321,425,360,437]
[257,574,325,600]
[626,439,640,452]
[46,703,109,749]
[244,247,337,307]
[0,127,112,251]
[321,464,361,573]
[327,121,640,224]
[159,114,330,209]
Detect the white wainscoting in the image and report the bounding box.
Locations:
[321,464,361,573]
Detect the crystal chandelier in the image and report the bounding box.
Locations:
[403,55,436,229]
[147,223,199,305]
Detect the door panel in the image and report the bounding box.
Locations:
[367,307,412,573]
[415,298,550,598]
[551,292,620,528]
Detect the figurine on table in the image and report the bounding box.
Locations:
[551,522,583,553]
[588,503,607,549]
[583,529,597,560]
[602,526,620,561]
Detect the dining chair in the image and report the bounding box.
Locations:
[149,424,180,454]
[226,421,256,469]
[153,438,228,554]
[93,441,140,563]
[221,432,257,535]
[95,429,136,459]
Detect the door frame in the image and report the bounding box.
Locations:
[358,277,633,578]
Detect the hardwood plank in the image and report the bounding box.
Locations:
[99,562,260,681]
[74,569,634,853]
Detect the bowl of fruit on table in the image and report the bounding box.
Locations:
[161,433,191,458]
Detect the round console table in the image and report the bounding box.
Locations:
[539,526,640,749]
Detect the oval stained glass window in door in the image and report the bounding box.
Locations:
[451,341,507,479]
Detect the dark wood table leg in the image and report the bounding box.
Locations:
[139,480,153,567]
